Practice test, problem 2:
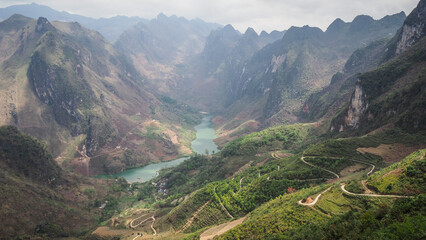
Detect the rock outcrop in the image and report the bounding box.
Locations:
[345,84,368,129]
[395,0,426,54]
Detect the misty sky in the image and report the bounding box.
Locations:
[0,0,419,33]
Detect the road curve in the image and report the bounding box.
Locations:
[340,184,412,198]
[132,235,141,240]
[151,216,157,235]
[130,213,150,228]
[350,159,375,176]
[301,156,340,179]
[130,214,157,236]
[297,187,332,206]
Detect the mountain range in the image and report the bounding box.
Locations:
[0,2,147,42]
[0,14,201,176]
[0,0,425,239]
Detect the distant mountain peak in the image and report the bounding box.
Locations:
[157,13,168,20]
[5,13,32,21]
[260,30,268,37]
[0,3,149,42]
[326,18,346,33]
[283,25,323,42]
[224,24,236,31]
[352,15,375,25]
[244,27,258,37]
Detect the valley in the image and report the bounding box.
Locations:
[0,0,425,239]
[98,115,218,183]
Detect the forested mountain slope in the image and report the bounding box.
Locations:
[0,126,126,238]
[211,12,406,144]
[0,15,199,175]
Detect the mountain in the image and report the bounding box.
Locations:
[325,1,426,135]
[166,25,286,114]
[114,14,220,94]
[217,152,426,239]
[210,12,406,144]
[89,2,426,239]
[0,125,142,238]
[0,3,147,42]
[1,1,425,239]
[0,126,93,238]
[260,29,286,45]
[0,14,199,175]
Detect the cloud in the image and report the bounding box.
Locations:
[0,0,419,33]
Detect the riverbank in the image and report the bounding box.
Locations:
[96,116,218,183]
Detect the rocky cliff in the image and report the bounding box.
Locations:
[0,15,200,175]
[329,0,426,135]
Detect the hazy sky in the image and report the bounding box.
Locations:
[0,0,419,33]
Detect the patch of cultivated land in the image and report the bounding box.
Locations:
[92,226,139,238]
[357,143,425,163]
[339,163,366,177]
[200,217,247,240]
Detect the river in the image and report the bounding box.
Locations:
[99,115,218,183]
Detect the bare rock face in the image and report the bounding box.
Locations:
[395,0,426,55]
[345,84,368,129]
[35,17,54,34]
[396,23,424,54]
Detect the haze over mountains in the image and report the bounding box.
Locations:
[0,2,148,42]
[0,1,425,239]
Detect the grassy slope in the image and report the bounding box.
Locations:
[217,150,426,240]
[133,124,334,234]
[0,126,140,238]
[131,120,425,236]
[368,149,425,195]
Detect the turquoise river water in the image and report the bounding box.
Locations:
[99,115,218,183]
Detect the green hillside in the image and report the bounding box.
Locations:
[0,1,425,239]
[368,149,425,195]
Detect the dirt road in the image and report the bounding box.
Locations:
[340,184,412,198]
[297,187,332,206]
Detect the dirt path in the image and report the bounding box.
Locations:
[361,180,375,194]
[340,184,412,198]
[179,200,212,232]
[214,187,234,219]
[132,234,141,240]
[271,152,280,160]
[301,156,340,179]
[351,159,375,176]
[237,177,244,193]
[150,216,156,235]
[270,151,292,160]
[130,214,156,235]
[199,217,246,240]
[130,214,152,228]
[297,187,332,206]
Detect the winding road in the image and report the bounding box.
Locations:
[350,159,375,176]
[297,187,332,206]
[300,156,340,179]
[300,155,377,179]
[150,216,157,235]
[340,184,413,198]
[130,214,157,235]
